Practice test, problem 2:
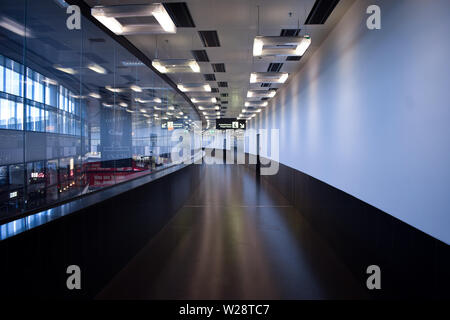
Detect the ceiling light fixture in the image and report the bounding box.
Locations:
[191,97,217,104]
[245,101,268,107]
[252,35,311,57]
[253,38,264,56]
[88,63,106,74]
[54,65,77,75]
[43,78,58,86]
[295,36,311,56]
[0,16,33,37]
[105,85,122,93]
[130,85,142,92]
[91,3,176,35]
[177,83,211,92]
[152,59,200,73]
[250,72,288,84]
[247,89,276,98]
[89,92,101,99]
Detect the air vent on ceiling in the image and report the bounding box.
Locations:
[203,73,216,81]
[211,88,219,93]
[280,29,301,36]
[217,81,228,87]
[222,101,228,104]
[305,0,340,24]
[267,63,283,72]
[220,93,228,97]
[212,63,226,72]
[191,50,209,62]
[163,2,196,27]
[198,30,221,47]
[88,38,106,43]
[286,56,302,61]
[117,16,158,25]
[261,83,272,87]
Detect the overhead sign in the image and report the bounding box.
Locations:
[100,108,132,167]
[216,118,246,130]
[162,121,184,130]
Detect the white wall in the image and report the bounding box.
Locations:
[249,0,450,244]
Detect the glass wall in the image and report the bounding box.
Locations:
[0,0,200,222]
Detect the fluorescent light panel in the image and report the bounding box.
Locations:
[252,36,311,57]
[177,83,211,92]
[250,72,288,84]
[245,101,268,107]
[152,59,200,73]
[191,97,217,104]
[54,65,77,75]
[88,63,107,74]
[247,89,276,98]
[91,4,176,35]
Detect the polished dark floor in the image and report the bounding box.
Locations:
[97,162,369,299]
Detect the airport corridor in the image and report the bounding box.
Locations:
[97,162,368,299]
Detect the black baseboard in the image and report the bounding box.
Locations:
[0,164,204,299]
[245,155,450,299]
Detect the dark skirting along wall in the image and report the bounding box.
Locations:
[0,164,204,299]
[246,155,450,299]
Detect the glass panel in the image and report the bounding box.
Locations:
[0,0,200,223]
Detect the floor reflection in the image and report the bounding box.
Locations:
[98,162,368,299]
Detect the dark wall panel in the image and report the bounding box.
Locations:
[0,164,204,298]
[246,156,450,299]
